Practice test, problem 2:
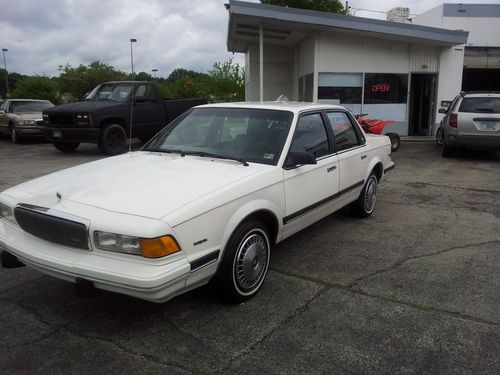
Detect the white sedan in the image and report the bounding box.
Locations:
[0,102,394,303]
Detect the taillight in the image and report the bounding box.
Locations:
[449,113,457,128]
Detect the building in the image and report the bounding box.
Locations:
[225,0,469,136]
[413,3,500,91]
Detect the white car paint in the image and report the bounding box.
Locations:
[0,102,394,302]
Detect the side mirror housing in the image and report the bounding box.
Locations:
[438,108,447,114]
[283,151,317,169]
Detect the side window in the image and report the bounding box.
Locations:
[289,113,330,158]
[326,112,360,151]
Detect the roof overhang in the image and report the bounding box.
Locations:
[226,0,469,53]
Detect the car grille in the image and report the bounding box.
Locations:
[48,113,74,127]
[35,120,44,126]
[14,206,89,250]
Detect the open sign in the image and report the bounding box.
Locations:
[372,83,390,92]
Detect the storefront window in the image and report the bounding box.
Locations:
[318,73,362,104]
[364,73,408,104]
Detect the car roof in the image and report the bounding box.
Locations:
[196,101,347,114]
[461,91,500,98]
[7,99,52,102]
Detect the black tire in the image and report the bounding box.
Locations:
[387,133,400,152]
[213,220,271,303]
[442,142,452,157]
[350,173,378,218]
[9,124,20,144]
[435,127,443,146]
[53,141,80,153]
[98,124,128,155]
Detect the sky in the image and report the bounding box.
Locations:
[0,0,497,78]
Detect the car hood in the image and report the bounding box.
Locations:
[3,152,271,221]
[44,101,121,113]
[14,112,43,120]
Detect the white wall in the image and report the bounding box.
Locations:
[318,31,410,73]
[412,5,445,28]
[246,44,294,101]
[435,45,465,131]
[442,17,500,46]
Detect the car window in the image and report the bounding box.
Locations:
[134,84,156,99]
[146,108,293,166]
[289,113,330,159]
[10,101,53,113]
[459,97,500,114]
[326,112,360,151]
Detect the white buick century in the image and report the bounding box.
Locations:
[0,103,394,303]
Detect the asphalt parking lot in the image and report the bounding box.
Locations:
[0,138,499,374]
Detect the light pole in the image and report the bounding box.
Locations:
[151,68,158,79]
[129,38,137,151]
[2,48,9,96]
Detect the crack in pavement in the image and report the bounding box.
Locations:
[220,284,329,374]
[350,240,500,285]
[0,274,47,295]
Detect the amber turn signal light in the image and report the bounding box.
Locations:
[140,235,180,258]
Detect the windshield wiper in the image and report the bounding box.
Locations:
[181,151,249,166]
[145,148,185,154]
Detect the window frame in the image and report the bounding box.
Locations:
[324,110,366,154]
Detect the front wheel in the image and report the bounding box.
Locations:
[10,125,20,144]
[213,221,271,303]
[350,173,378,218]
[387,133,400,152]
[98,124,127,155]
[53,142,80,152]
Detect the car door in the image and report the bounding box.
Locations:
[131,83,167,136]
[326,111,368,205]
[282,112,340,239]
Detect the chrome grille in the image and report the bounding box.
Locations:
[14,207,89,249]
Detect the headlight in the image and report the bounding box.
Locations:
[76,113,92,125]
[0,203,17,225]
[94,231,180,258]
[22,120,36,126]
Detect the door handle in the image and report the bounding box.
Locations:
[327,165,337,172]
[361,155,367,160]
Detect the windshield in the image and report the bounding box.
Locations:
[11,101,53,113]
[85,83,133,102]
[145,107,294,166]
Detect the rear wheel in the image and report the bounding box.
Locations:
[387,133,400,152]
[213,220,270,303]
[350,173,378,218]
[98,124,127,155]
[435,127,443,146]
[53,141,80,152]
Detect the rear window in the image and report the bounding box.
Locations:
[459,97,500,114]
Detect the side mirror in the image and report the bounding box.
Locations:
[0,110,5,115]
[438,108,447,114]
[283,151,317,169]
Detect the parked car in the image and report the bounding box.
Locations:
[437,91,500,156]
[0,102,394,303]
[0,99,54,143]
[41,81,206,155]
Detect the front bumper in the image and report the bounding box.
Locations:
[16,126,44,137]
[42,126,101,143]
[0,220,191,302]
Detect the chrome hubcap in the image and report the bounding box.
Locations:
[235,232,268,291]
[364,177,377,213]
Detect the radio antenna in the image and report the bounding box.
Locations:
[129,38,137,152]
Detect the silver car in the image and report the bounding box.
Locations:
[0,99,54,143]
[438,92,500,157]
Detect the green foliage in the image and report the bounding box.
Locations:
[0,69,27,97]
[201,58,245,103]
[260,0,345,13]
[58,61,128,101]
[10,76,61,104]
[165,68,206,84]
[135,71,153,81]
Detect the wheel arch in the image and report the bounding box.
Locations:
[100,117,128,130]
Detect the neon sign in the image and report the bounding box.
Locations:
[372,83,391,92]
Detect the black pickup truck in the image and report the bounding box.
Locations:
[42,81,206,155]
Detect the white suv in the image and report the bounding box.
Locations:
[438,92,500,157]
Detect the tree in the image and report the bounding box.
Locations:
[58,61,128,101]
[201,58,245,103]
[10,76,61,104]
[165,68,206,84]
[0,69,27,98]
[260,0,345,14]
[135,71,153,81]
